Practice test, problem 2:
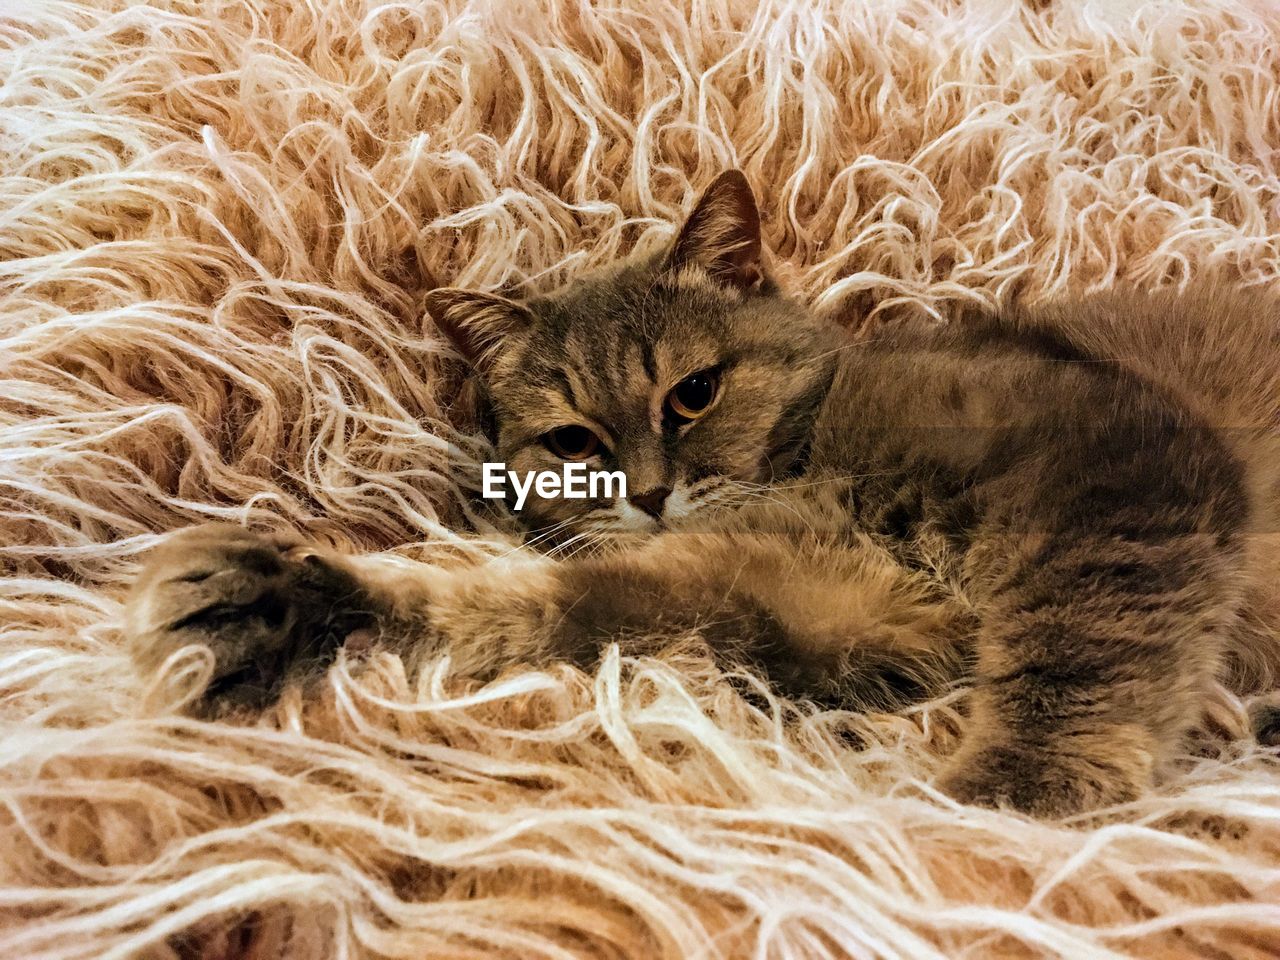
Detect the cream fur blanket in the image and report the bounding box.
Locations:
[3,0,1280,957]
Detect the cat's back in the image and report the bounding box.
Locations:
[811,306,1172,481]
[1006,284,1280,433]
[1005,284,1280,526]
[820,284,1278,475]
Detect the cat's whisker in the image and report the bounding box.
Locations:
[695,486,833,540]
[545,533,592,560]
[483,515,582,563]
[545,520,624,560]
[808,335,897,365]
[739,471,897,491]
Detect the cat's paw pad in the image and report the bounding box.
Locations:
[126,524,374,714]
[936,738,1149,818]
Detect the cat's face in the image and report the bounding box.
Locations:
[428,171,840,544]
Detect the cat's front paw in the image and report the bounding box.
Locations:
[125,524,377,715]
[936,732,1153,818]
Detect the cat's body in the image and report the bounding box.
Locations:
[125,172,1280,816]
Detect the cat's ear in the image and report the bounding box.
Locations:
[668,169,765,291]
[425,288,533,371]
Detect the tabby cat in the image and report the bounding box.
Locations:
[126,171,1280,817]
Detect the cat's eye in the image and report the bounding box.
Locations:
[665,370,720,423]
[544,425,600,461]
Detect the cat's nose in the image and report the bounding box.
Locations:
[628,486,671,519]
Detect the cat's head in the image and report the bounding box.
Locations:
[427,170,841,542]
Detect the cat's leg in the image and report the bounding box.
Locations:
[126,523,970,716]
[935,526,1245,817]
[417,530,972,708]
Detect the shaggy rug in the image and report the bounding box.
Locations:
[3,0,1280,956]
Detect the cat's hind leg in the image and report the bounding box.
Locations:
[936,527,1244,818]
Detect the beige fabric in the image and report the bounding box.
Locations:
[2,0,1279,956]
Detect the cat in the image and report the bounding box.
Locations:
[125,170,1280,817]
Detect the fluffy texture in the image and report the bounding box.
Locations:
[3,0,1280,957]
